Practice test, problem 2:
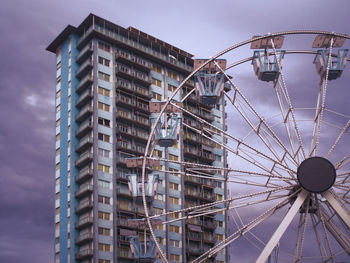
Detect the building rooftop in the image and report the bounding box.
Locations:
[47,13,194,59]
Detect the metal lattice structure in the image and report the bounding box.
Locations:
[139,31,350,263]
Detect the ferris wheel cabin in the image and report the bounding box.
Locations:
[127,173,159,203]
[129,236,157,262]
[194,59,227,104]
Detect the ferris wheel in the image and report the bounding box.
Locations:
[129,31,350,263]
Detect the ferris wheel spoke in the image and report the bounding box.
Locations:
[311,39,334,157]
[270,39,307,161]
[195,195,293,263]
[182,120,296,178]
[325,119,350,158]
[256,189,309,263]
[213,62,299,168]
[316,201,350,257]
[335,153,350,170]
[322,190,350,228]
[310,213,328,262]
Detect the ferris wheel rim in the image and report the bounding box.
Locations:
[140,30,350,263]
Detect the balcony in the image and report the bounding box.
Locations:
[77,44,93,64]
[200,191,215,202]
[75,215,93,230]
[187,247,203,255]
[76,75,93,94]
[76,105,93,123]
[185,189,200,199]
[75,232,93,245]
[116,187,132,198]
[115,50,153,72]
[76,58,93,79]
[77,24,193,74]
[117,203,135,214]
[133,129,149,142]
[117,250,135,260]
[117,125,133,138]
[115,94,135,109]
[203,233,216,243]
[184,133,201,145]
[75,136,93,153]
[135,100,149,113]
[184,175,202,185]
[76,166,93,184]
[76,89,93,108]
[75,151,93,168]
[184,147,215,163]
[75,248,93,260]
[203,221,216,230]
[116,171,129,181]
[75,199,93,214]
[187,231,202,241]
[116,65,152,86]
[75,183,93,199]
[133,115,150,128]
[76,119,93,138]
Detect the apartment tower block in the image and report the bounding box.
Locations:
[47,13,228,263]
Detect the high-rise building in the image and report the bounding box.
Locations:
[47,13,228,263]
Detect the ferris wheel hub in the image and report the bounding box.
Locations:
[297,157,336,193]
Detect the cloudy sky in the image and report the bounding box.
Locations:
[1,0,350,262]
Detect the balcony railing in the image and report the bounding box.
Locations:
[75,215,93,229]
[76,105,93,123]
[75,199,93,214]
[76,166,93,183]
[76,58,93,79]
[75,232,93,245]
[75,183,93,199]
[76,75,93,94]
[76,89,93,108]
[76,43,93,64]
[76,119,93,138]
[75,248,93,260]
[76,135,93,153]
[75,151,93,168]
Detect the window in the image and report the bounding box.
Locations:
[98,117,110,127]
[167,71,178,80]
[98,102,110,112]
[56,104,61,113]
[56,75,61,84]
[215,194,223,201]
[98,227,111,236]
[169,154,178,161]
[216,234,224,241]
[170,212,179,219]
[56,119,60,127]
[170,254,180,261]
[98,180,110,189]
[167,84,177,93]
[98,133,110,143]
[55,222,59,231]
[55,148,60,156]
[152,92,162,101]
[55,192,60,200]
[55,163,60,171]
[56,47,61,56]
[98,56,110,67]
[154,207,163,215]
[98,71,110,82]
[152,64,162,73]
[98,41,111,52]
[98,87,110,97]
[98,211,110,220]
[214,154,222,162]
[152,78,162,87]
[169,197,179,205]
[155,194,164,201]
[155,224,164,231]
[98,164,110,173]
[99,260,111,263]
[56,61,61,70]
[170,225,180,233]
[98,243,111,252]
[98,195,111,205]
[55,207,59,215]
[169,182,179,190]
[98,148,110,158]
[56,90,61,99]
[153,149,162,157]
[169,239,180,248]
[217,221,224,227]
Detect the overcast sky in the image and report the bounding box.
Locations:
[0,0,349,262]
